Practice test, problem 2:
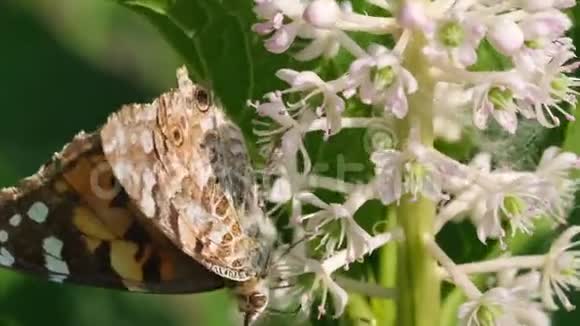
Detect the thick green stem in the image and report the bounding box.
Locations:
[395,32,440,326]
[373,208,397,326]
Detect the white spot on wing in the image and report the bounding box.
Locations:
[27,202,49,223]
[43,236,64,257]
[0,247,15,266]
[9,214,21,227]
[43,236,70,276]
[45,255,70,275]
[140,169,157,218]
[0,230,8,243]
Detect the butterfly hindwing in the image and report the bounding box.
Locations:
[100,67,275,282]
[0,132,224,293]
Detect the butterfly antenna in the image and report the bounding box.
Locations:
[274,232,318,261]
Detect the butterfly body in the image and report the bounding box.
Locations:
[0,67,275,324]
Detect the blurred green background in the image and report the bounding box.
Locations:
[0,1,237,325]
[0,1,580,326]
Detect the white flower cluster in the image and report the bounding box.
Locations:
[249,0,580,324]
[454,227,580,325]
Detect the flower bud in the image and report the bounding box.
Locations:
[397,1,431,31]
[303,0,341,29]
[488,19,524,56]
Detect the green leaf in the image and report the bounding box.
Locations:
[116,0,293,137]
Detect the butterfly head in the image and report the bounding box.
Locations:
[233,277,269,326]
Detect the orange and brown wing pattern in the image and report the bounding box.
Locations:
[0,132,224,293]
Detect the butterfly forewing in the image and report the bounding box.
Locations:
[0,132,224,293]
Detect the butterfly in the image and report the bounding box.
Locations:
[0,66,277,325]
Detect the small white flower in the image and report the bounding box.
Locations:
[307,259,349,318]
[495,270,551,326]
[487,175,560,242]
[458,287,521,326]
[438,148,573,243]
[535,146,579,220]
[423,11,486,67]
[251,92,297,128]
[472,82,521,134]
[277,69,347,137]
[268,172,318,224]
[459,276,550,326]
[537,147,580,178]
[520,10,572,43]
[518,43,579,128]
[371,143,451,205]
[273,250,348,318]
[249,92,316,161]
[514,11,573,73]
[541,226,580,311]
[442,167,561,244]
[347,44,418,118]
[253,0,306,54]
[252,0,344,60]
[299,189,373,262]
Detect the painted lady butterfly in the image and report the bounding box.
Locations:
[0,67,277,325]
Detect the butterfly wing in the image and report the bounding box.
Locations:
[0,132,224,293]
[100,67,275,282]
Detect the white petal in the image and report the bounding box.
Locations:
[292,71,326,89]
[327,277,348,317]
[454,44,477,67]
[492,109,518,134]
[385,83,409,119]
[269,177,293,203]
[265,22,300,53]
[358,77,376,105]
[296,192,329,209]
[473,97,491,130]
[276,68,300,84]
[399,68,418,94]
[349,57,374,78]
[370,150,403,167]
[294,37,328,61]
